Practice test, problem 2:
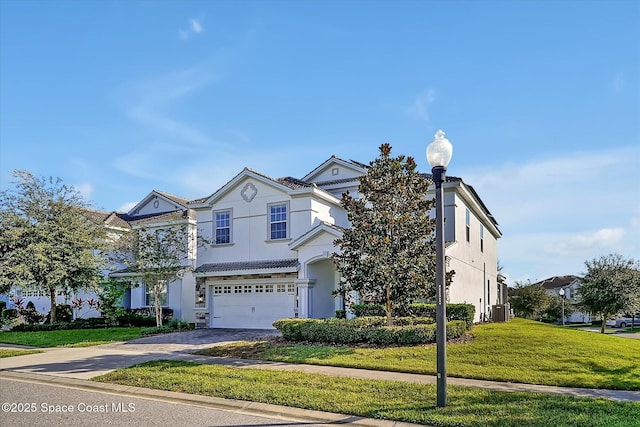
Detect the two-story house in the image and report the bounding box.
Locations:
[537,275,591,323]
[188,156,501,328]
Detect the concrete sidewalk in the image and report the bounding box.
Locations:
[1,337,639,403]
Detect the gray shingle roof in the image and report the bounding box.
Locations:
[154,190,190,207]
[195,259,299,273]
[277,176,313,189]
[536,275,581,290]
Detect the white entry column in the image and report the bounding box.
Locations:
[294,279,315,318]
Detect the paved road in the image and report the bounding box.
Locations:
[0,377,342,427]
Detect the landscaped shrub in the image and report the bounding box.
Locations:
[408,303,476,329]
[352,303,386,317]
[352,302,475,329]
[21,301,43,324]
[0,301,6,313]
[140,318,195,336]
[2,308,19,321]
[273,317,467,346]
[116,311,156,327]
[335,309,346,319]
[127,307,173,324]
[44,304,73,323]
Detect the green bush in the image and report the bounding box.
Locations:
[21,301,44,324]
[352,303,475,329]
[335,309,346,319]
[2,308,19,321]
[0,300,7,313]
[44,304,73,323]
[273,317,467,346]
[409,303,476,329]
[352,304,386,317]
[116,311,156,327]
[140,318,194,336]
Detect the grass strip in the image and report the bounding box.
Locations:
[198,318,640,390]
[0,349,42,358]
[0,327,145,348]
[94,360,640,427]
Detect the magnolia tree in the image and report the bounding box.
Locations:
[333,144,454,325]
[112,218,199,327]
[0,170,107,323]
[579,253,640,333]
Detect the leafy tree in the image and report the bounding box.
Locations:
[542,294,575,324]
[112,219,196,327]
[579,253,640,333]
[96,279,128,324]
[508,281,551,320]
[333,144,453,325]
[0,170,107,323]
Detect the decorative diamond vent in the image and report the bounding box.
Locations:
[241,182,258,203]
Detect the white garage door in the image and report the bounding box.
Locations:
[210,283,296,329]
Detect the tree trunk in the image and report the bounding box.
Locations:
[154,282,162,327]
[49,287,57,324]
[600,311,607,334]
[385,283,392,326]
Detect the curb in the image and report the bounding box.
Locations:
[0,370,424,427]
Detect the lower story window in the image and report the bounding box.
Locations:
[145,282,167,306]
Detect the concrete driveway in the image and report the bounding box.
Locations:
[0,328,279,379]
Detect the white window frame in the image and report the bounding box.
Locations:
[267,201,289,240]
[145,281,167,307]
[213,209,232,245]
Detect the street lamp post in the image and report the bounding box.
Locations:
[426,129,453,408]
[559,288,565,327]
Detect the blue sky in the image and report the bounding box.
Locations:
[1,0,638,284]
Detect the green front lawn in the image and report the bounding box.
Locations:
[0,328,145,348]
[95,360,640,427]
[0,348,42,358]
[198,318,640,390]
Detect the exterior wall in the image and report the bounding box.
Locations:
[445,191,499,323]
[1,288,101,319]
[196,177,344,266]
[307,163,364,183]
[130,196,183,216]
[196,178,298,264]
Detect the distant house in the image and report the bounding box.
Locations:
[536,275,591,323]
[2,156,502,329]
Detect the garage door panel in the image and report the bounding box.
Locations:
[211,289,295,329]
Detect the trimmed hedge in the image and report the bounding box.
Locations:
[272,317,467,346]
[352,303,475,329]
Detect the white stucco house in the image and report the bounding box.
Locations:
[2,156,501,329]
[538,275,591,323]
[187,156,501,328]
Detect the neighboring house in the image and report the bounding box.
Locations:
[107,190,199,324]
[188,156,501,328]
[1,190,199,324]
[2,156,501,329]
[537,275,591,323]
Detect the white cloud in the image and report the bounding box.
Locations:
[405,89,436,123]
[73,183,94,202]
[460,145,640,283]
[179,18,204,40]
[116,201,137,213]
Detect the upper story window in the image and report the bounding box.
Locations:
[480,225,484,252]
[214,210,231,244]
[465,209,470,243]
[269,202,288,240]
